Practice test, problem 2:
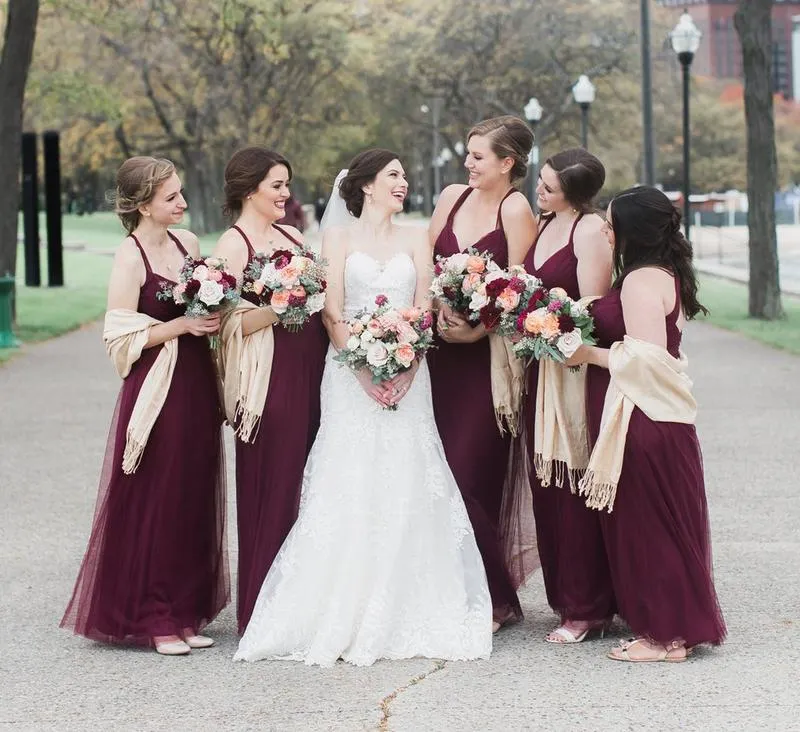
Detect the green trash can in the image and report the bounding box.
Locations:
[0,275,21,348]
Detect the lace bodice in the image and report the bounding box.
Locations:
[343,251,417,317]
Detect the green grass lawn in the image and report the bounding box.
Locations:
[3,213,799,365]
[697,276,800,355]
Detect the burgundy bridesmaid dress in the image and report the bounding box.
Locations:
[232,224,328,633]
[522,214,616,624]
[587,278,726,647]
[428,186,522,624]
[61,232,229,645]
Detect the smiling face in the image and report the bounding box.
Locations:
[535,164,570,214]
[363,159,408,214]
[140,172,187,225]
[246,164,291,222]
[464,134,513,189]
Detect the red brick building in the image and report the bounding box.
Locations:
[658,0,800,99]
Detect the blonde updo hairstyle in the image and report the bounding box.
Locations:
[467,115,534,185]
[113,156,176,234]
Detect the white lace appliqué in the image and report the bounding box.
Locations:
[234,251,492,667]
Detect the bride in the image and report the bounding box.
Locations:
[234,149,492,666]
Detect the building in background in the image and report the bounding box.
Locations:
[659,0,800,99]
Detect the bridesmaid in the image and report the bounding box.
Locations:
[428,115,537,629]
[61,157,229,656]
[213,147,328,634]
[523,148,615,644]
[568,186,726,661]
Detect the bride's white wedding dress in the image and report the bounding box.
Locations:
[234,250,492,667]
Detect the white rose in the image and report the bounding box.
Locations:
[570,300,588,317]
[359,331,375,347]
[469,290,489,311]
[445,253,470,273]
[556,328,584,358]
[197,279,225,306]
[346,335,361,351]
[485,270,508,284]
[486,260,501,272]
[258,263,281,287]
[366,342,390,367]
[306,292,326,314]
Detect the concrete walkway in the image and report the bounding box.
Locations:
[2,320,799,731]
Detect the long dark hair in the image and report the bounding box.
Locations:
[609,186,707,318]
[222,147,293,219]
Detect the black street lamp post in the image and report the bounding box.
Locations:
[670,11,702,243]
[572,75,596,150]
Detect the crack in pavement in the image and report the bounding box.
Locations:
[377,659,447,731]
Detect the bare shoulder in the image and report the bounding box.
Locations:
[114,236,144,270]
[439,183,468,204]
[501,190,534,218]
[321,225,349,259]
[621,267,673,299]
[575,212,605,236]
[573,213,608,255]
[275,223,304,245]
[170,227,200,255]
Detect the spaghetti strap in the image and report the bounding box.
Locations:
[272,223,302,247]
[232,224,256,256]
[446,187,474,226]
[495,188,518,230]
[167,230,189,257]
[129,234,152,275]
[567,212,585,251]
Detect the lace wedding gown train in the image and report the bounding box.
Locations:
[234,251,492,667]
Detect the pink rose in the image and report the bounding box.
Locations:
[396,321,420,345]
[252,280,265,296]
[278,265,301,287]
[496,287,521,312]
[172,282,187,304]
[367,319,385,338]
[192,264,209,281]
[375,294,389,307]
[366,342,390,367]
[208,269,223,282]
[394,343,415,368]
[466,255,486,274]
[351,321,365,335]
[461,272,482,294]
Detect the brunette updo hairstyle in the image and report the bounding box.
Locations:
[223,146,293,219]
[610,185,707,319]
[544,148,606,213]
[113,156,176,234]
[338,148,401,218]
[467,115,534,185]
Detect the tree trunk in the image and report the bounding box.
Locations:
[0,0,41,285]
[735,0,784,319]
[182,150,224,237]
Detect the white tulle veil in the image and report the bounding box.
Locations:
[319,169,359,233]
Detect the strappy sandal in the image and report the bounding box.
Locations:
[607,638,688,663]
[545,620,610,644]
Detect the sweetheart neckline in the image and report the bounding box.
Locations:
[345,250,414,269]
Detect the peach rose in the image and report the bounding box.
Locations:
[496,287,521,312]
[396,321,420,345]
[398,307,422,321]
[539,312,561,339]
[204,257,221,268]
[270,290,291,314]
[394,343,415,368]
[523,310,545,334]
[252,280,265,296]
[290,255,312,272]
[172,282,187,304]
[351,321,365,335]
[466,255,486,274]
[461,272,482,294]
[278,265,301,287]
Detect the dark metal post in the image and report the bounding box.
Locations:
[43,131,64,287]
[21,132,40,287]
[580,103,590,149]
[679,52,694,243]
[432,96,443,207]
[641,0,656,185]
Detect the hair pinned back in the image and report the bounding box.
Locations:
[113,156,176,233]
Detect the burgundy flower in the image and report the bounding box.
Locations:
[288,293,307,307]
[516,313,527,332]
[273,255,290,270]
[434,262,443,275]
[442,286,457,301]
[420,312,434,331]
[485,278,510,299]
[270,248,295,263]
[375,294,389,306]
[527,288,547,309]
[184,279,201,298]
[479,303,502,330]
[558,314,576,332]
[508,277,526,293]
[221,272,237,290]
[320,279,328,290]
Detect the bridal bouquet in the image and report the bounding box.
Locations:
[242,246,327,332]
[335,294,435,410]
[430,248,503,323]
[510,287,596,365]
[471,265,544,334]
[157,256,239,347]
